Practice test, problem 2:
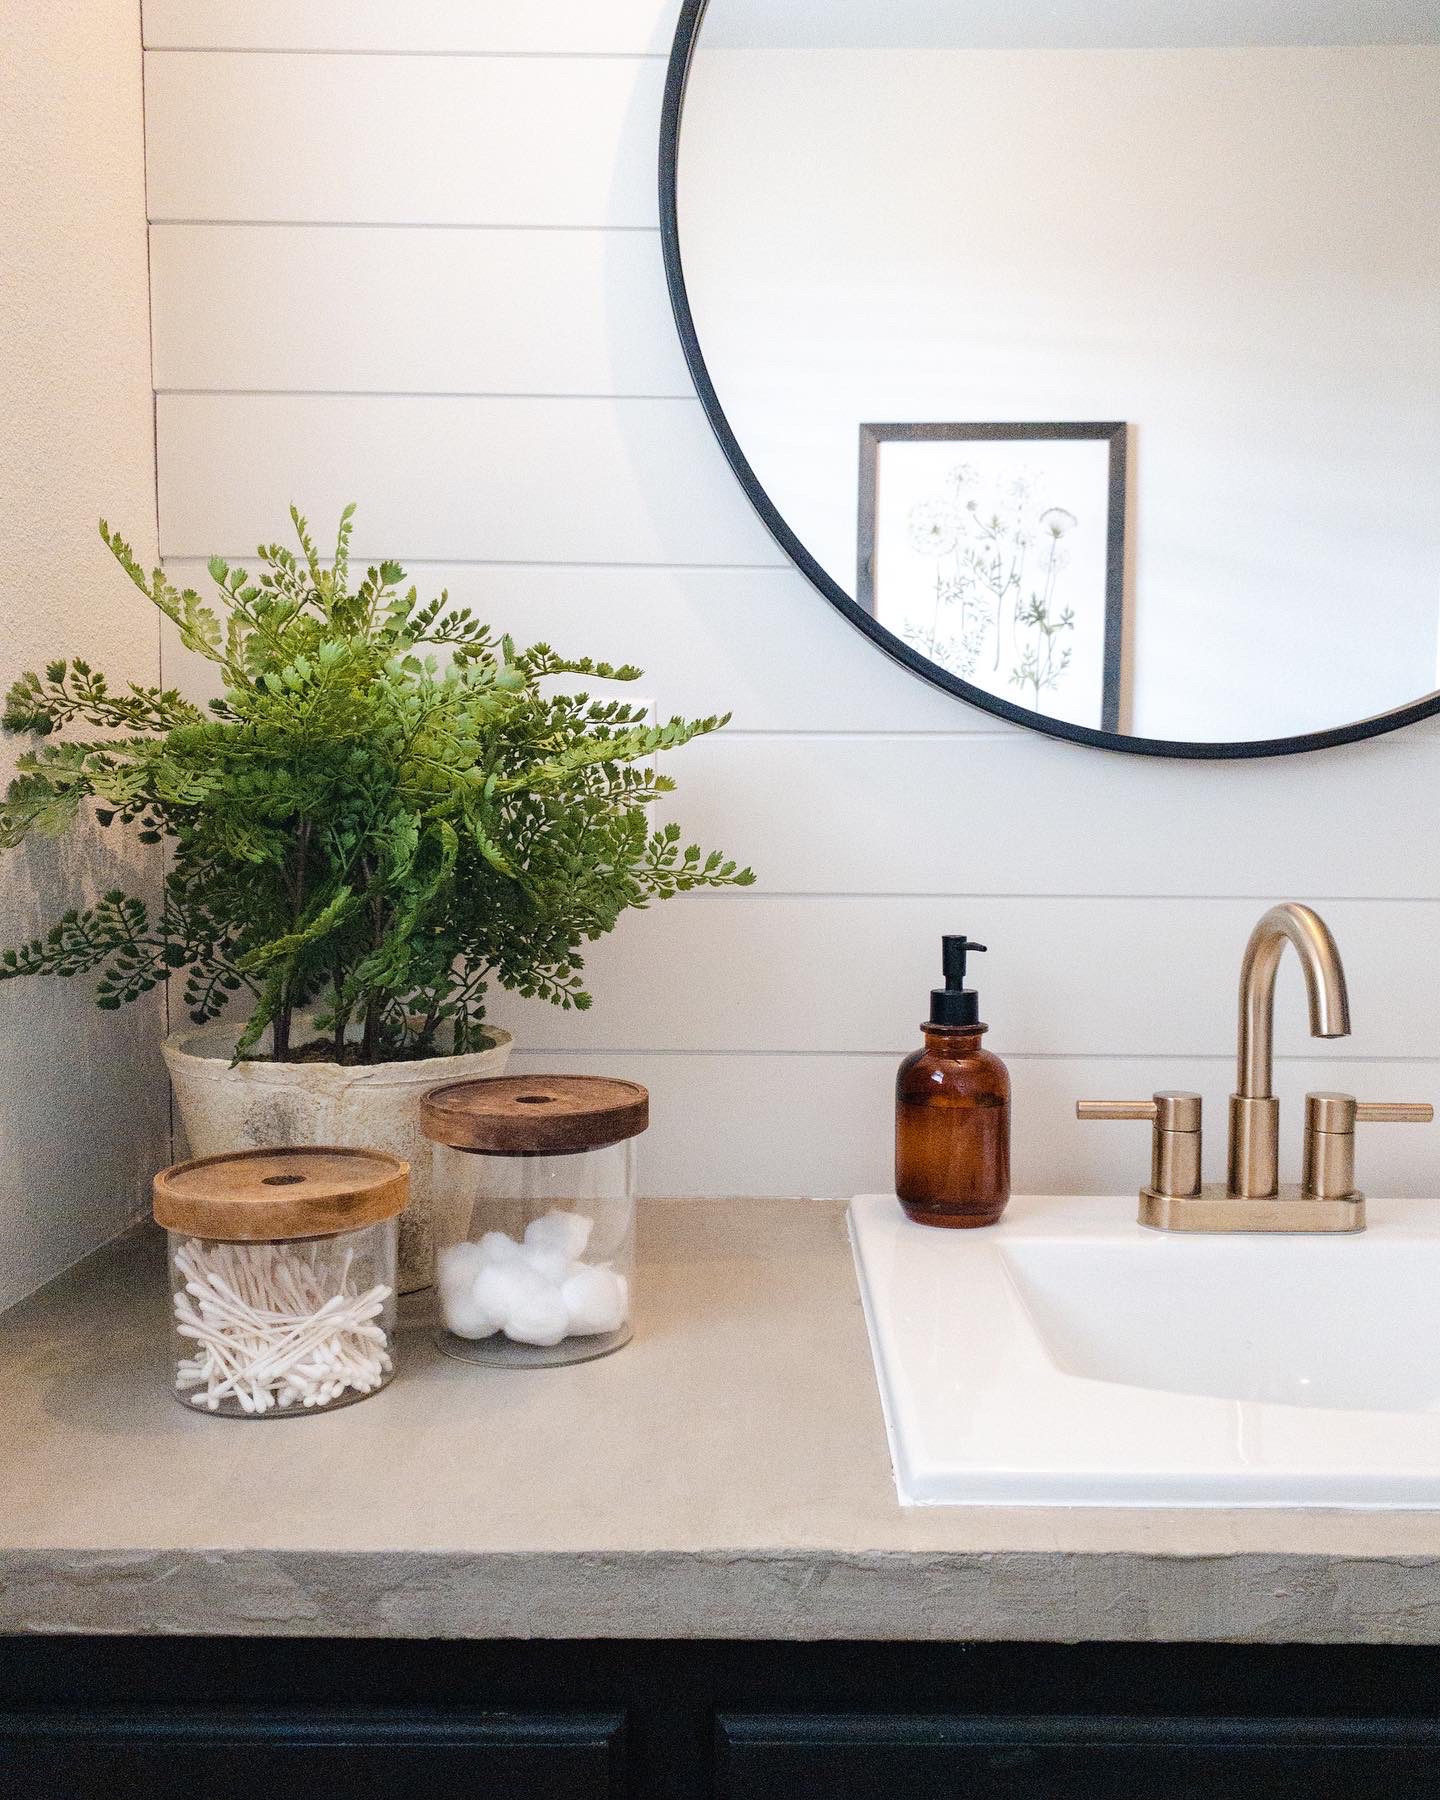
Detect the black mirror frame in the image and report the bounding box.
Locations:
[657,0,1440,760]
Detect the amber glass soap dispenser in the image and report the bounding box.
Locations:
[896,935,1011,1228]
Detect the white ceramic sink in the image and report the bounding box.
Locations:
[849,1192,1440,1508]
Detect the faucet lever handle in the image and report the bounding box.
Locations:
[1077,1092,1201,1132]
[1303,1092,1434,1200]
[1076,1099,1159,1122]
[1076,1092,1202,1199]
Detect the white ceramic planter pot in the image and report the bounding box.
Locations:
[161,1017,513,1293]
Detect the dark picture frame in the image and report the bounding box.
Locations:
[858,422,1128,734]
[656,0,1440,758]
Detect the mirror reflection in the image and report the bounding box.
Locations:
[675,1,1440,745]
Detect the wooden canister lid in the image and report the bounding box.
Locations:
[153,1146,409,1241]
[421,1074,649,1156]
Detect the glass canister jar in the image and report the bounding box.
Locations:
[152,1146,408,1417]
[422,1075,648,1368]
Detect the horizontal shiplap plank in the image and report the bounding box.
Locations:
[150,224,691,396]
[157,560,991,732]
[505,1051,1440,1199]
[669,731,1440,899]
[155,394,781,565]
[143,0,679,55]
[492,897,1440,1062]
[144,52,662,226]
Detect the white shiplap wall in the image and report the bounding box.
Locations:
[141,1,1440,1200]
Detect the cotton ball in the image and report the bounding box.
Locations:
[561,1266,629,1337]
[499,1271,571,1348]
[471,1263,562,1347]
[474,1261,534,1322]
[519,1241,571,1285]
[505,1290,569,1348]
[438,1240,488,1305]
[438,1248,505,1339]
[477,1229,526,1266]
[439,1240,501,1336]
[523,1209,593,1260]
[445,1293,502,1340]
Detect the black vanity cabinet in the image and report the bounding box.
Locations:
[0,1710,625,1800]
[6,1640,1440,1800]
[716,1714,1440,1798]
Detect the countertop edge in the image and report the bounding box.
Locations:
[6,1544,1440,1643]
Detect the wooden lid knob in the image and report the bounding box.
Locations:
[153,1146,409,1241]
[420,1074,649,1155]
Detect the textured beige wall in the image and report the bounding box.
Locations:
[0,0,168,1309]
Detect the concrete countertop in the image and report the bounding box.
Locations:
[3,1196,1440,1643]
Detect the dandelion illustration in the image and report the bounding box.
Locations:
[894,465,1079,702]
[907,498,962,557]
[944,461,981,496]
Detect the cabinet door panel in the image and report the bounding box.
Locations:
[718,1714,1440,1800]
[0,1709,624,1800]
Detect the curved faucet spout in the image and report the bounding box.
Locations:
[1229,902,1351,1199]
[1237,902,1351,1100]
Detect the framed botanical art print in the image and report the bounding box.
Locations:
[858,422,1128,731]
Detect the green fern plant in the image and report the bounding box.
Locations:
[0,505,753,1063]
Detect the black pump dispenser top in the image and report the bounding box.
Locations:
[929,934,987,1027]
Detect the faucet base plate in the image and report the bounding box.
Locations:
[1139,1183,1364,1234]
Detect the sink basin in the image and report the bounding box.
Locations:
[849,1192,1440,1508]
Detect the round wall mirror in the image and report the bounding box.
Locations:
[661,0,1440,757]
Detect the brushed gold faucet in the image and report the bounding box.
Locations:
[1229,902,1350,1199]
[1078,902,1432,1233]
